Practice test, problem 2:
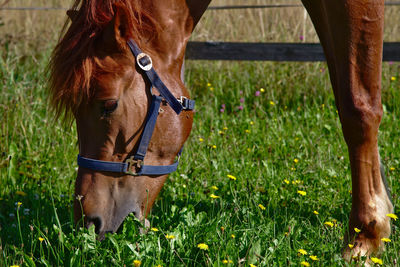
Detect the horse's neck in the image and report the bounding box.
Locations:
[142,0,193,49]
[138,0,210,66]
[144,0,211,33]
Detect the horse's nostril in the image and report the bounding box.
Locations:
[86,216,102,234]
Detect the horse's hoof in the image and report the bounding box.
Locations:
[343,194,393,262]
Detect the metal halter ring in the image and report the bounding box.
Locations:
[178,96,188,104]
[136,53,153,71]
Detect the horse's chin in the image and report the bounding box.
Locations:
[94,216,127,241]
[94,210,148,241]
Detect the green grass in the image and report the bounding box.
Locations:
[0,48,399,266]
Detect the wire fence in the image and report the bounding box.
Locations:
[1,2,400,11]
[2,2,399,61]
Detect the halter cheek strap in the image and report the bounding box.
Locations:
[77,39,194,176]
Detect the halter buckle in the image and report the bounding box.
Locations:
[125,157,143,176]
[178,96,187,105]
[136,53,153,71]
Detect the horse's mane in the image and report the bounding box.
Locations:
[48,0,158,120]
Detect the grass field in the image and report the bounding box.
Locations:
[1,1,400,267]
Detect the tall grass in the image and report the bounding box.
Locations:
[1,0,400,54]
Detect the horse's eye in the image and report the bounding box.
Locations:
[102,99,119,115]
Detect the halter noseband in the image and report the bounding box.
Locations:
[77,39,195,176]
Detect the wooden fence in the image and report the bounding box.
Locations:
[185,3,400,62]
[185,42,400,62]
[2,3,400,61]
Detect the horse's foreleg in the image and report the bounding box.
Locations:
[302,0,393,258]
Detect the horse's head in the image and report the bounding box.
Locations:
[49,0,209,237]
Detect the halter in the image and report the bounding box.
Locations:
[77,39,195,176]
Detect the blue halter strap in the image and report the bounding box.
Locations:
[77,39,194,176]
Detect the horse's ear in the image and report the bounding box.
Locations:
[186,0,211,30]
[66,10,78,21]
[112,4,133,46]
[102,3,132,49]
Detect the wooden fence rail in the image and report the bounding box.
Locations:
[1,4,400,62]
[186,42,400,62]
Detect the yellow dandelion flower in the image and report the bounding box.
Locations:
[227,174,237,180]
[17,202,22,207]
[231,234,235,238]
[370,257,383,265]
[212,145,217,149]
[199,138,204,142]
[294,158,299,163]
[391,76,396,81]
[151,227,159,232]
[324,221,334,227]
[223,127,228,130]
[133,260,141,267]
[354,227,361,233]
[284,179,290,184]
[258,204,266,210]
[210,194,220,199]
[386,213,398,220]
[381,237,391,242]
[38,237,44,242]
[309,255,318,261]
[260,88,265,93]
[297,190,306,196]
[16,191,27,196]
[313,210,319,215]
[207,83,212,87]
[249,121,254,125]
[390,167,395,171]
[197,243,209,250]
[300,261,310,267]
[298,249,307,255]
[222,259,233,264]
[249,264,256,267]
[269,101,275,106]
[348,244,354,249]
[165,234,175,239]
[211,185,219,190]
[290,167,296,171]
[10,265,19,267]
[245,129,251,133]
[220,226,225,231]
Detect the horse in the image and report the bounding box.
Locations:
[48,0,393,260]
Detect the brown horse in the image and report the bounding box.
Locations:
[48,0,393,259]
